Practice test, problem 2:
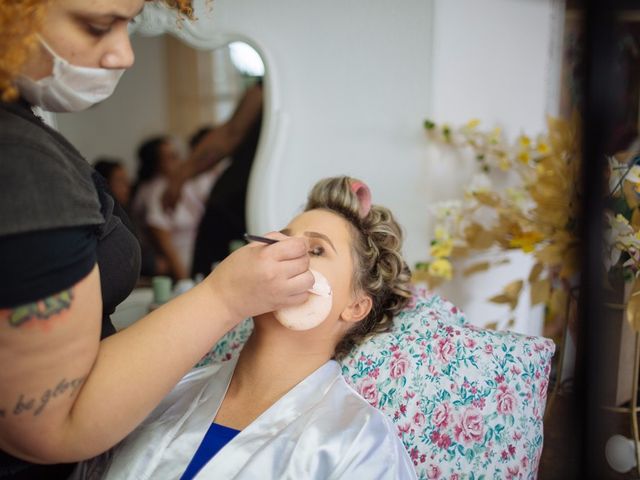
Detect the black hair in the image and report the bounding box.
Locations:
[135,136,168,185]
[94,157,124,183]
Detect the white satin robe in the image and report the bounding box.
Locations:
[99,357,416,480]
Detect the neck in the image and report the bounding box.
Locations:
[229,315,335,402]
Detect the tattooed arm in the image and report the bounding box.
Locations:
[0,234,311,463]
[0,264,237,463]
[0,266,102,462]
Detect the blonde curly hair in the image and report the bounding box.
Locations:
[0,0,194,102]
[305,176,412,360]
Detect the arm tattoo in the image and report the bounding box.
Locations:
[3,376,86,418]
[6,289,74,328]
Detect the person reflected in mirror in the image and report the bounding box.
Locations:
[163,81,264,276]
[93,158,131,208]
[132,135,223,280]
[86,176,417,480]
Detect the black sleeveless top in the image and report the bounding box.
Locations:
[0,100,141,478]
[191,107,263,276]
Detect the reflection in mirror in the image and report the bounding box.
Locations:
[56,36,265,284]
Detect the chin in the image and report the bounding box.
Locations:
[253,311,333,336]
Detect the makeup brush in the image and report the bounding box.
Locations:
[244,233,279,245]
[243,233,331,297]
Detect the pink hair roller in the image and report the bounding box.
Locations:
[350,180,372,218]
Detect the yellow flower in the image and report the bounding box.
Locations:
[430,239,454,258]
[536,141,550,156]
[518,135,532,148]
[517,150,531,164]
[428,258,453,280]
[488,127,502,145]
[466,118,481,129]
[434,226,449,241]
[509,231,545,253]
[626,166,640,194]
[506,187,526,205]
[497,152,511,171]
[616,213,631,226]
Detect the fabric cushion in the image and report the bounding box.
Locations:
[198,287,555,479]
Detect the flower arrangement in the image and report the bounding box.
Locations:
[414,116,581,329]
[605,153,640,329]
[606,154,640,276]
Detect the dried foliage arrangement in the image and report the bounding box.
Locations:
[414,116,581,329]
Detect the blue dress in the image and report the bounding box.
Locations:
[180,423,241,480]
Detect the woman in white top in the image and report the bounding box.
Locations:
[86,176,417,479]
[132,136,226,279]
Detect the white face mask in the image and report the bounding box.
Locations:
[16,37,125,112]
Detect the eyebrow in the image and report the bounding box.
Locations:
[279,229,338,254]
[78,5,145,22]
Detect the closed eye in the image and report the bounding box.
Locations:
[309,245,325,257]
[85,21,114,37]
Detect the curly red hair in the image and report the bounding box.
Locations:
[0,0,194,102]
[0,0,46,101]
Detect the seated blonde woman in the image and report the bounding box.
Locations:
[87,176,417,479]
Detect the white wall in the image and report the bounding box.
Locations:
[431,0,559,132]
[55,36,170,175]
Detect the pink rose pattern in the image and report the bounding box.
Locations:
[341,290,555,480]
[390,351,411,379]
[433,403,451,428]
[496,384,517,415]
[454,408,484,444]
[201,289,555,480]
[358,376,380,407]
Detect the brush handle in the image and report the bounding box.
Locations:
[243,233,279,245]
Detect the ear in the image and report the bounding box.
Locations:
[341,295,373,324]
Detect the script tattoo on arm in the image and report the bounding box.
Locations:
[1,376,86,419]
[6,289,74,328]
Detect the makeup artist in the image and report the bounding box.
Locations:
[0,1,313,479]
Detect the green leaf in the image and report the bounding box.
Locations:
[465,448,475,462]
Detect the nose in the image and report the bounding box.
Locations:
[101,29,135,70]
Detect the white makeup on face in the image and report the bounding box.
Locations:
[271,210,356,332]
[274,269,333,331]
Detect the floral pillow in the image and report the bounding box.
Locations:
[342,293,555,480]
[198,289,555,480]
